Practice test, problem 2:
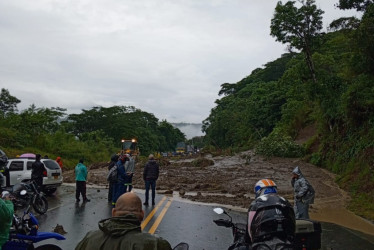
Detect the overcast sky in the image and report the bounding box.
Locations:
[0,0,359,123]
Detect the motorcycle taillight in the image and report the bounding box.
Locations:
[43,171,47,177]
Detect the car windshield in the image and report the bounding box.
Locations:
[43,160,61,170]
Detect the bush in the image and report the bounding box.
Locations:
[309,152,322,166]
[255,129,305,158]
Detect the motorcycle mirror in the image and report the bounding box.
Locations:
[213,207,224,215]
[173,242,189,250]
[20,190,27,196]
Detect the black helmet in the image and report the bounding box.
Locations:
[248,194,295,243]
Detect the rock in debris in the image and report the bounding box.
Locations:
[53,224,67,235]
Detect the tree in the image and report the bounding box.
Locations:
[270,0,324,84]
[337,0,373,11]
[329,17,360,31]
[0,88,21,117]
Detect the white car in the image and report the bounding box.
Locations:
[1,158,63,195]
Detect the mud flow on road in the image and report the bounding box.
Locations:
[63,151,374,236]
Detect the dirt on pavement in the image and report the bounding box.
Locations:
[62,151,374,236]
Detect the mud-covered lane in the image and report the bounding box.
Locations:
[32,185,374,250]
[63,151,374,236]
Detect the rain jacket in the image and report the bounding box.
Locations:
[116,160,127,183]
[291,166,315,204]
[0,199,14,249]
[75,163,88,181]
[75,214,172,250]
[292,166,315,219]
[31,160,45,181]
[143,159,159,181]
[125,157,135,174]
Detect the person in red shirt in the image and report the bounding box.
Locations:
[56,156,63,171]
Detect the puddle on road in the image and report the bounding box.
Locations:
[311,206,374,236]
[168,190,374,236]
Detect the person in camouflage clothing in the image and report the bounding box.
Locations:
[291,166,315,219]
[75,192,172,250]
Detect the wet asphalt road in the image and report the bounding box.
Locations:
[29,184,374,250]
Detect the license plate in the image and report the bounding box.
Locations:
[54,176,58,179]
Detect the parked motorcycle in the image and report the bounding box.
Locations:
[8,180,48,215]
[3,206,65,250]
[213,207,322,250]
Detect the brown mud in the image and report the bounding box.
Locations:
[63,151,374,236]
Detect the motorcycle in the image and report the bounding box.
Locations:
[213,207,248,250]
[214,207,322,250]
[8,180,48,215]
[3,205,65,250]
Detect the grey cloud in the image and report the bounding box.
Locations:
[0,0,359,123]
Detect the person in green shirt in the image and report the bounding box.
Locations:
[75,192,172,250]
[0,191,14,250]
[75,159,90,203]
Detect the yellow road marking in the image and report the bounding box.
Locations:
[141,196,167,230]
[148,198,173,234]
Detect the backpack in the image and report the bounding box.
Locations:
[107,164,118,182]
[305,182,315,204]
[248,194,295,244]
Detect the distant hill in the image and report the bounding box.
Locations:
[171,123,204,139]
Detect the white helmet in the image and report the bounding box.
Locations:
[254,179,277,198]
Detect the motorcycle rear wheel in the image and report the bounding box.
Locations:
[35,244,62,250]
[33,195,48,214]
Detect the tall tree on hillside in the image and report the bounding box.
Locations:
[336,0,374,74]
[270,0,324,84]
[0,88,21,117]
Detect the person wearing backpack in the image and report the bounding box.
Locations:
[291,166,315,219]
[245,179,295,250]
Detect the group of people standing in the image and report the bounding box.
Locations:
[107,153,159,207]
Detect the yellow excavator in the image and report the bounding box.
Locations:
[121,138,140,156]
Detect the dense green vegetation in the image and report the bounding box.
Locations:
[0,89,185,168]
[203,0,374,219]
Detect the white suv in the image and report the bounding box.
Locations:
[1,158,63,195]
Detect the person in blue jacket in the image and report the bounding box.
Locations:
[112,155,128,206]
